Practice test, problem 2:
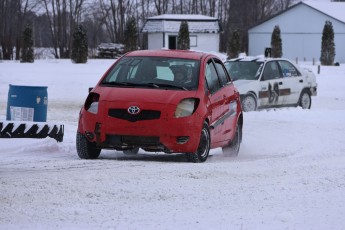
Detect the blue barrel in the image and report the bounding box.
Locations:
[6,84,48,122]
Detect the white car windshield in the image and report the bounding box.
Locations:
[225,61,263,81]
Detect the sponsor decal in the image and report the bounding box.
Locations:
[259,83,291,104]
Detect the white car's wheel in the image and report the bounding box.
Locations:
[299,91,311,109]
[123,147,139,155]
[241,94,257,112]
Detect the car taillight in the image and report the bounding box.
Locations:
[174,98,199,118]
[84,93,100,114]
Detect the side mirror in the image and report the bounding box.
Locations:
[88,87,93,93]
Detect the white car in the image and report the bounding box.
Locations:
[224,56,317,112]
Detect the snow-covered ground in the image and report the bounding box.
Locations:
[0,58,345,230]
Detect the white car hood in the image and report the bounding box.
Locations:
[233,80,258,94]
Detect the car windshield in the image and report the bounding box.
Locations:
[224,61,263,81]
[101,56,200,90]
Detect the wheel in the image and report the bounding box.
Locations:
[222,123,241,157]
[299,90,311,109]
[76,132,101,159]
[123,147,139,155]
[185,122,210,163]
[241,94,257,112]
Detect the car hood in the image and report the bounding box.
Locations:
[95,86,198,105]
[233,80,255,88]
[233,80,258,94]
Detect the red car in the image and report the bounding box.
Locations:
[76,50,243,162]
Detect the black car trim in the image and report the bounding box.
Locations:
[210,109,236,130]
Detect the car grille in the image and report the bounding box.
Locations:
[108,109,161,122]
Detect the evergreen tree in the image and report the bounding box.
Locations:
[177,21,190,50]
[21,25,34,63]
[227,29,241,59]
[124,17,138,53]
[271,25,282,58]
[71,25,88,63]
[320,20,335,66]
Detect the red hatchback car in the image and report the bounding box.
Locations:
[77,50,243,162]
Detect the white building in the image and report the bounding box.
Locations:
[142,14,221,52]
[248,1,345,63]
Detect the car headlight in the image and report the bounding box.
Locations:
[175,98,199,118]
[88,102,99,114]
[84,93,100,114]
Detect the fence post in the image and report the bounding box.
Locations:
[318,65,320,74]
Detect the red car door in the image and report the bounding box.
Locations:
[205,58,234,146]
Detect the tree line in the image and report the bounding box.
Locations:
[0,0,317,60]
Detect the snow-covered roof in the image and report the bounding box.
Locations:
[302,1,345,23]
[142,14,220,33]
[147,14,217,21]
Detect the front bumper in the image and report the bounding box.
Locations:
[310,86,317,96]
[78,108,203,153]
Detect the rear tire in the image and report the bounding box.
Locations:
[185,122,210,163]
[299,90,311,109]
[222,123,241,157]
[76,132,101,159]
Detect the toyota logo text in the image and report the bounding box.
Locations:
[127,106,141,115]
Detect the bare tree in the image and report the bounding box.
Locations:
[42,0,85,58]
[0,0,38,60]
[1,0,299,60]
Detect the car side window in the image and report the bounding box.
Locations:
[262,61,281,81]
[205,60,221,94]
[278,60,301,77]
[214,59,230,86]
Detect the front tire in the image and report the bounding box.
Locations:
[241,94,257,112]
[76,132,101,159]
[222,123,241,157]
[299,90,311,109]
[185,122,210,163]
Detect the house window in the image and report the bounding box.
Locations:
[168,36,177,49]
[169,35,197,49]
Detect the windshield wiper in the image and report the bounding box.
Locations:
[148,83,188,90]
[101,82,158,87]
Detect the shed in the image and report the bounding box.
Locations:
[248,1,345,63]
[142,14,221,52]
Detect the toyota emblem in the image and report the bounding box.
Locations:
[127,106,141,115]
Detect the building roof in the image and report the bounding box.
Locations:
[249,1,345,31]
[142,14,220,33]
[303,1,345,24]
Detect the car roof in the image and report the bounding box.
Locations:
[125,49,210,60]
[225,55,292,63]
